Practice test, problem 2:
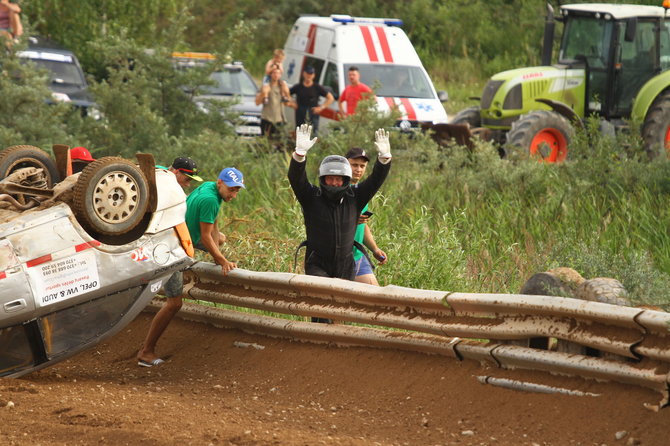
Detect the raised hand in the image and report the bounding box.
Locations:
[295,124,318,156]
[374,128,391,159]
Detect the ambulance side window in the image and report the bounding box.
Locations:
[322,62,339,99]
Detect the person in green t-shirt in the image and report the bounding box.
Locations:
[346,147,388,286]
[137,166,245,367]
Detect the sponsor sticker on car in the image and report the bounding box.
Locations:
[28,250,101,307]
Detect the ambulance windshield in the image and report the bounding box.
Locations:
[345,64,434,99]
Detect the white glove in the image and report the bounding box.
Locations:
[294,124,318,156]
[374,128,391,159]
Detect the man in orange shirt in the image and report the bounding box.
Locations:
[338,66,374,116]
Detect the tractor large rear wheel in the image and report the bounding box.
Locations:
[507,110,573,162]
[642,91,670,159]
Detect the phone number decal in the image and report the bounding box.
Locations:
[28,250,101,307]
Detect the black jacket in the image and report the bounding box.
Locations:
[288,156,391,280]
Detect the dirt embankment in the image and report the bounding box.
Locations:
[1,314,669,446]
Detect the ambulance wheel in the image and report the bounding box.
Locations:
[507,110,573,162]
[73,157,149,236]
[0,145,60,187]
[642,91,670,159]
[450,106,481,128]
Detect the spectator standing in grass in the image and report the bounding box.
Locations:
[346,147,388,286]
[286,65,334,135]
[338,66,374,117]
[256,64,290,140]
[137,167,245,367]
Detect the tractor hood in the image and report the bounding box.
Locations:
[480,65,586,129]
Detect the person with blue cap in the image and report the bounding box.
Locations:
[137,166,245,367]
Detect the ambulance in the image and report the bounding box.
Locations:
[282,15,449,132]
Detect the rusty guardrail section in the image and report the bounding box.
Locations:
[160,262,670,409]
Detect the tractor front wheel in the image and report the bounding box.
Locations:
[642,91,670,159]
[450,106,481,128]
[506,110,573,162]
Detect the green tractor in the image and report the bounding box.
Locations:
[451,3,670,161]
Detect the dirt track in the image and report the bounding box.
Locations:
[1,313,669,446]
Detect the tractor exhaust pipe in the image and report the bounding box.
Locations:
[541,3,555,66]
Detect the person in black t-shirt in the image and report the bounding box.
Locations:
[287,65,335,135]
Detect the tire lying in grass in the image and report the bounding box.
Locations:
[574,277,631,307]
[73,157,149,237]
[0,145,60,187]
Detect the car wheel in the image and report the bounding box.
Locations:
[73,157,149,236]
[0,145,60,187]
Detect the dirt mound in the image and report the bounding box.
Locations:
[1,314,669,445]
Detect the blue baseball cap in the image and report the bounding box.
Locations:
[218,167,245,188]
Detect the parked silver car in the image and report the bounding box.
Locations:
[172,53,262,137]
[0,146,193,377]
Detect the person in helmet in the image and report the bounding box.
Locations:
[288,124,392,282]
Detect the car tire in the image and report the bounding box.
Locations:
[0,145,60,187]
[73,157,149,236]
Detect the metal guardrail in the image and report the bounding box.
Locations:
[151,262,670,410]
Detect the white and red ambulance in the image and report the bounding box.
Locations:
[282,15,449,132]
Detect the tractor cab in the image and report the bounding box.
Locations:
[557,4,670,120]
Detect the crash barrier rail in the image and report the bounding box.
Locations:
[148,262,670,410]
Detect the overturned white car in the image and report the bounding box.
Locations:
[0,145,193,377]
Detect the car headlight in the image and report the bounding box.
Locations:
[52,92,71,102]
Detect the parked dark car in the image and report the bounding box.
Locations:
[18,37,99,118]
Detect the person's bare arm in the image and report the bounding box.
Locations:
[200,221,236,274]
[363,224,387,264]
[313,92,334,115]
[255,84,269,106]
[1,0,21,13]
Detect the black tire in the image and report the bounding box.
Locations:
[641,91,670,159]
[72,157,149,236]
[0,145,60,186]
[450,106,481,127]
[506,110,573,162]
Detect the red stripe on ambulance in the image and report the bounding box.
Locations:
[375,27,393,62]
[384,97,396,111]
[306,24,317,54]
[400,98,417,120]
[360,26,379,62]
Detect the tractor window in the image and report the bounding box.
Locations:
[660,22,670,70]
[559,16,613,69]
[614,20,660,115]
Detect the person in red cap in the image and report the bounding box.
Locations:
[70,146,95,174]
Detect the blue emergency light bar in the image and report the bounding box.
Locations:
[330,15,404,27]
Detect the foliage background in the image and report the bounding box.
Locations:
[0,0,668,307]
